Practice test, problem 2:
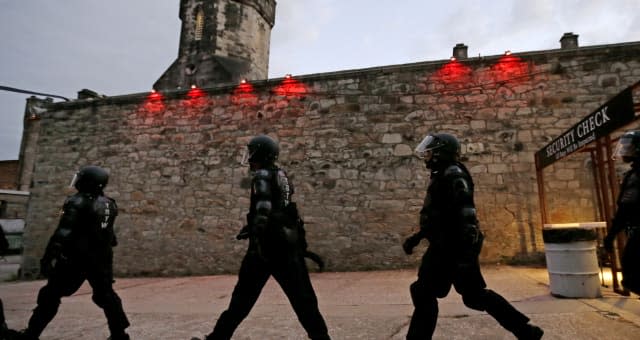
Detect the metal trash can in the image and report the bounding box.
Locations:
[543,223,603,298]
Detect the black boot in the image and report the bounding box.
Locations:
[515,323,543,340]
[10,330,39,340]
[190,335,214,340]
[1,329,23,340]
[107,333,130,340]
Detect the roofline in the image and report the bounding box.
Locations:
[41,40,640,111]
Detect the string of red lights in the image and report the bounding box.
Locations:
[144,51,623,109]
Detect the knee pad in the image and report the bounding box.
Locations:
[410,282,438,308]
[36,287,61,308]
[462,289,488,311]
[92,289,118,308]
[409,282,424,305]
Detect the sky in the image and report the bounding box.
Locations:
[0,0,638,160]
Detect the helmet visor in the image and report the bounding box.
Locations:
[414,135,436,160]
[614,135,635,160]
[69,173,79,188]
[240,148,253,166]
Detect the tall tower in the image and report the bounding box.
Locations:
[154,0,276,91]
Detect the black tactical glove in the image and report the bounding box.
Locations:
[39,241,63,278]
[236,225,250,240]
[603,233,616,252]
[253,216,269,236]
[40,256,54,278]
[462,225,484,255]
[403,233,422,255]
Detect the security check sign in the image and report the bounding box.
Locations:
[536,87,635,169]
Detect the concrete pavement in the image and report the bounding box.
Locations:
[1,265,639,339]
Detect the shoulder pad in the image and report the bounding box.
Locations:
[63,193,92,210]
[95,195,119,215]
[443,164,465,177]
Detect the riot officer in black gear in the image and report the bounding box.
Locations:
[194,135,330,340]
[604,131,640,295]
[13,165,130,340]
[403,133,543,340]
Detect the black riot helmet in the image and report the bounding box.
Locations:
[614,131,640,163]
[414,133,461,169]
[242,135,279,168]
[70,165,109,193]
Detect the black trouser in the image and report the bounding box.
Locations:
[407,244,530,340]
[208,244,330,340]
[622,230,640,295]
[25,257,129,338]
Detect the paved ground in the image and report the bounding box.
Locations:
[1,265,639,339]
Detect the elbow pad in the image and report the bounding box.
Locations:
[451,177,473,204]
[460,207,478,225]
[252,169,272,199]
[256,200,272,217]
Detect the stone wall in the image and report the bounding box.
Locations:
[21,42,640,277]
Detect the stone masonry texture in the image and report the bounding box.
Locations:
[20,42,640,277]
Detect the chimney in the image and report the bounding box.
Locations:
[77,89,103,100]
[560,32,579,49]
[453,43,468,60]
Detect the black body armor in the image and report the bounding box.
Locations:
[419,162,482,252]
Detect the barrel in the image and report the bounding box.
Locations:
[543,225,602,298]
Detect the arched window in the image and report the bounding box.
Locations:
[194,7,204,41]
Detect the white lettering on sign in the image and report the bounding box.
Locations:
[545,130,576,158]
[577,106,610,138]
[545,106,610,160]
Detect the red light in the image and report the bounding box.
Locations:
[191,84,197,89]
[273,75,307,96]
[187,87,205,98]
[431,58,472,85]
[148,90,163,101]
[144,90,165,113]
[491,52,529,82]
[184,87,206,108]
[232,81,258,104]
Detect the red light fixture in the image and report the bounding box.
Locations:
[431,57,472,84]
[491,51,530,82]
[273,74,307,96]
[148,89,163,101]
[144,89,165,113]
[231,78,257,104]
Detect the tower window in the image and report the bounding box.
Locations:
[195,7,205,41]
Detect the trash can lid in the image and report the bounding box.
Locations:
[542,227,598,243]
[543,222,606,229]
